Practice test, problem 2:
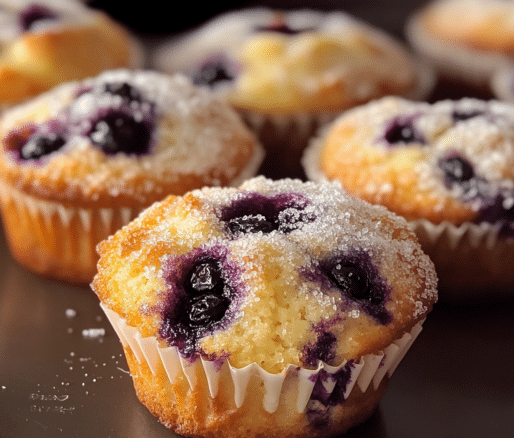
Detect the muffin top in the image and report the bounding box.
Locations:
[153,8,430,114]
[0,69,264,208]
[92,177,437,373]
[304,96,514,233]
[411,0,514,55]
[0,0,142,105]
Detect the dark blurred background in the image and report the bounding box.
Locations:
[88,0,421,42]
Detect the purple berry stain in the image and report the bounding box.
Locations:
[306,361,355,429]
[193,54,237,88]
[438,151,514,236]
[303,249,392,325]
[302,330,337,368]
[20,4,58,31]
[384,116,424,145]
[221,191,316,237]
[158,246,242,359]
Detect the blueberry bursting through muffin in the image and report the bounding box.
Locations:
[4,82,156,162]
[159,191,392,356]
[157,190,395,428]
[383,108,514,236]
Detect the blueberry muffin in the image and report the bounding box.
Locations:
[0,69,263,283]
[0,0,144,107]
[406,0,514,87]
[304,96,514,298]
[92,176,437,438]
[153,8,434,179]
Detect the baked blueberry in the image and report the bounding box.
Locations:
[187,260,223,294]
[101,82,142,102]
[193,56,236,88]
[438,154,488,201]
[328,262,370,301]
[439,155,474,185]
[222,191,315,237]
[384,117,423,145]
[188,294,230,328]
[88,111,152,155]
[226,214,274,236]
[160,249,240,358]
[19,4,58,32]
[20,133,66,161]
[452,109,484,122]
[317,251,392,325]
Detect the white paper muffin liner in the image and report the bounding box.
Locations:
[490,64,514,103]
[405,7,512,87]
[409,218,514,300]
[0,181,141,283]
[101,303,424,414]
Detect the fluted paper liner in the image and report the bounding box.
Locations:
[409,218,514,299]
[101,303,424,414]
[0,182,141,283]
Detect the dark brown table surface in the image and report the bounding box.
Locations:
[1,1,514,437]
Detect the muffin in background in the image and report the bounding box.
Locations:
[0,0,144,108]
[303,96,514,300]
[0,69,264,283]
[491,64,514,103]
[153,8,435,179]
[92,176,438,438]
[406,0,514,88]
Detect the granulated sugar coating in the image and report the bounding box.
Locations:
[0,69,264,208]
[93,176,437,373]
[92,176,437,438]
[0,69,263,283]
[304,96,514,229]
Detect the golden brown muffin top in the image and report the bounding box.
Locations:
[154,8,430,114]
[0,69,264,208]
[304,96,514,230]
[92,177,437,373]
[0,0,143,105]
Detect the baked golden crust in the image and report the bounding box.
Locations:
[93,177,437,370]
[0,70,264,208]
[124,345,387,438]
[0,1,142,106]
[153,8,429,115]
[93,177,437,436]
[304,96,514,225]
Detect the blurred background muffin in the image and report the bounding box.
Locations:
[151,7,434,179]
[0,0,144,108]
[406,0,514,92]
